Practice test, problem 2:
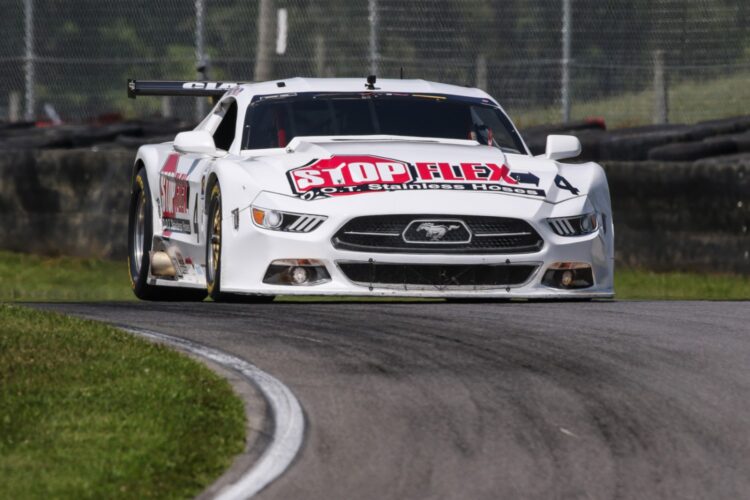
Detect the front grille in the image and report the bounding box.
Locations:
[338,262,538,290]
[332,215,543,254]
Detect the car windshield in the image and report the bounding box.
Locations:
[242,93,526,154]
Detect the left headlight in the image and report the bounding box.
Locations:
[251,206,327,232]
[547,212,598,237]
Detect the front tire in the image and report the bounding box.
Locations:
[205,181,274,303]
[128,167,207,302]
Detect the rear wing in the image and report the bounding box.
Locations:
[127,79,248,99]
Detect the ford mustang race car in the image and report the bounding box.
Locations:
[126,77,614,301]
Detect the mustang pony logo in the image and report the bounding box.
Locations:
[417,223,460,241]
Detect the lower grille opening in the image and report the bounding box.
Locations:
[338,262,538,290]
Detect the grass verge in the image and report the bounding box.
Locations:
[615,268,750,301]
[0,251,133,302]
[1,250,747,301]
[0,305,245,499]
[513,71,750,129]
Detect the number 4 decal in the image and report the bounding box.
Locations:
[554,174,579,195]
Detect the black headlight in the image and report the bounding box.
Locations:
[547,213,598,237]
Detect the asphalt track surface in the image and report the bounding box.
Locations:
[37,300,750,500]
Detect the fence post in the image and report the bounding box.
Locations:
[9,92,21,122]
[314,34,327,77]
[368,0,379,75]
[195,0,207,121]
[161,97,172,119]
[254,0,275,81]
[653,50,669,124]
[276,8,288,55]
[561,0,572,124]
[476,54,487,90]
[23,0,34,121]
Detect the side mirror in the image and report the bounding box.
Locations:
[173,130,220,156]
[545,135,581,161]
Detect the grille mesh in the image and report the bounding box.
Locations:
[333,215,543,254]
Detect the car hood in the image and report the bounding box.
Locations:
[237,136,585,204]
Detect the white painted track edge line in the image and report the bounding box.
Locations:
[122,326,304,500]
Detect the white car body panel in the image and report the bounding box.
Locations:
[133,78,615,298]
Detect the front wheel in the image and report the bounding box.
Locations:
[205,182,274,303]
[128,167,207,302]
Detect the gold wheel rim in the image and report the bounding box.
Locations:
[211,201,221,279]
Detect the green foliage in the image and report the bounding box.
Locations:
[0,305,245,499]
[513,71,750,128]
[3,0,748,122]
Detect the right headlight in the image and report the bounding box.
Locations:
[251,206,327,232]
[547,212,598,237]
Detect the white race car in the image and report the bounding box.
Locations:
[126,77,614,301]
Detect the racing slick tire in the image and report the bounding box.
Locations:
[205,181,275,303]
[128,168,207,301]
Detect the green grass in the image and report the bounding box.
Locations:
[1,250,747,301]
[615,268,750,301]
[513,71,750,129]
[0,305,245,499]
[0,251,134,302]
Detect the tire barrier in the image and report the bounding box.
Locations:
[0,119,193,151]
[603,160,749,273]
[647,131,750,162]
[114,134,178,149]
[0,149,133,258]
[647,137,738,162]
[0,148,747,273]
[4,115,750,162]
[521,115,750,163]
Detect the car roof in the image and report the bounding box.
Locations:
[230,77,497,106]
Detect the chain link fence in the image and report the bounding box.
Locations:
[1,0,748,127]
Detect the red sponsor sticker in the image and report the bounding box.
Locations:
[159,153,191,231]
[289,155,411,195]
[287,155,544,200]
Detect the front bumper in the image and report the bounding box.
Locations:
[220,192,614,299]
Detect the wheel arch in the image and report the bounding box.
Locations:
[132,146,163,198]
[202,161,259,217]
[130,158,145,190]
[205,171,220,203]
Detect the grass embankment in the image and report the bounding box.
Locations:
[514,71,750,129]
[615,269,750,300]
[0,251,133,302]
[1,250,748,301]
[0,305,245,499]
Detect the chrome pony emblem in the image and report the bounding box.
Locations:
[403,219,472,244]
[416,223,461,241]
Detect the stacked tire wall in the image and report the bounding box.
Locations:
[603,158,749,274]
[0,148,748,273]
[0,149,132,259]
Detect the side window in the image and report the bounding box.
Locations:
[213,100,238,151]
